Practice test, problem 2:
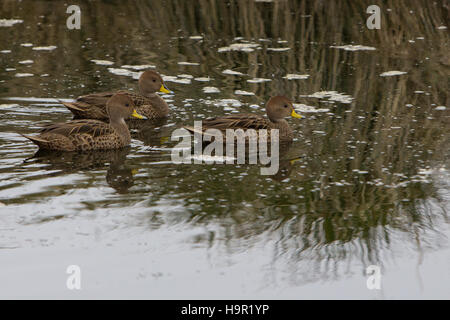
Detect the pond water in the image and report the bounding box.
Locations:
[0,0,449,299]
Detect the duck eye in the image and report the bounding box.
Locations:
[284,105,288,108]
[153,79,156,82]
[125,103,129,107]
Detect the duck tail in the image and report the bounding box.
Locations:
[21,134,48,147]
[183,126,218,140]
[61,101,84,116]
[183,125,203,135]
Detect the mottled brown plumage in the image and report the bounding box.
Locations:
[22,94,144,151]
[62,70,171,120]
[184,96,303,142]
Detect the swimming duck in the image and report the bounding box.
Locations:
[22,93,144,151]
[62,70,171,120]
[184,96,303,142]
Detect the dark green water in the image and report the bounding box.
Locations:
[0,0,449,298]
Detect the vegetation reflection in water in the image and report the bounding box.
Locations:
[0,0,448,295]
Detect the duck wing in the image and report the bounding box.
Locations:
[40,120,114,137]
[78,90,147,107]
[77,91,125,105]
[202,114,270,131]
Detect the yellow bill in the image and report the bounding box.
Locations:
[159,84,171,94]
[291,109,303,119]
[160,136,169,144]
[131,109,145,119]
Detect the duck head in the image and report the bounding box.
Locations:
[138,70,171,96]
[106,93,144,121]
[266,96,303,122]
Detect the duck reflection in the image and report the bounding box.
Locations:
[29,148,136,194]
[128,117,171,148]
[186,139,302,180]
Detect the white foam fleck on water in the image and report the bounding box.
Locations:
[178,74,194,79]
[189,36,203,40]
[162,75,177,82]
[32,46,57,51]
[91,59,114,65]
[437,26,447,30]
[107,68,139,77]
[215,99,242,107]
[203,87,220,93]
[302,91,353,104]
[20,43,33,47]
[5,68,16,71]
[414,91,425,94]
[435,106,446,111]
[194,77,211,82]
[121,64,155,70]
[352,170,369,174]
[178,62,200,66]
[18,60,33,64]
[14,73,33,77]
[234,90,254,96]
[1,50,11,54]
[222,69,244,76]
[171,78,192,84]
[0,19,23,27]
[267,47,291,52]
[162,76,191,84]
[294,104,330,113]
[247,78,271,83]
[218,43,260,52]
[283,74,309,80]
[418,168,434,176]
[131,72,145,80]
[330,45,376,51]
[380,71,408,77]
[0,104,20,109]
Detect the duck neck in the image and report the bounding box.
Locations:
[144,93,169,116]
[271,119,293,140]
[110,118,131,144]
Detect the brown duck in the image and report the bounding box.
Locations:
[22,93,145,151]
[184,96,303,142]
[62,70,171,120]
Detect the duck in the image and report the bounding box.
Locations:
[62,70,171,121]
[184,96,303,142]
[22,93,145,151]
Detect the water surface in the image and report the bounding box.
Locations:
[0,0,449,299]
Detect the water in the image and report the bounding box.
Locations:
[0,0,449,299]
